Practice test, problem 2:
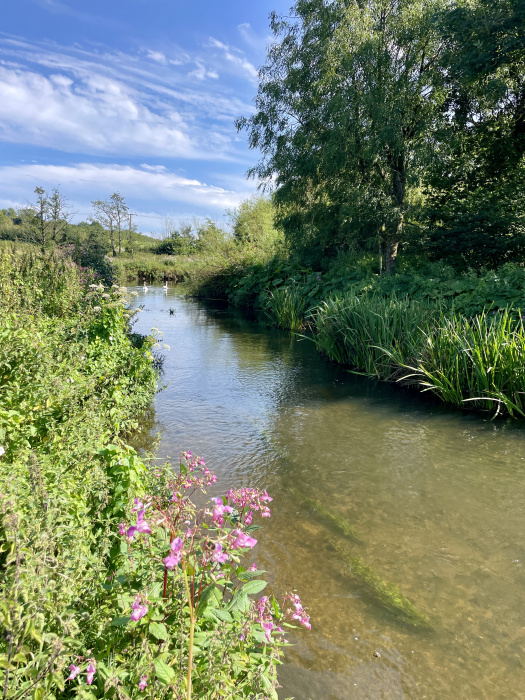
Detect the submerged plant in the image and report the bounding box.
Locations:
[334,542,430,629]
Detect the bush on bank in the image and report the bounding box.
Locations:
[0,250,306,699]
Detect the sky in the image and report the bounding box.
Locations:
[0,0,290,235]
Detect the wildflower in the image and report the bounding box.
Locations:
[261,491,273,503]
[131,497,144,513]
[126,510,152,540]
[118,522,127,536]
[0,446,4,457]
[131,597,149,621]
[93,306,101,312]
[231,529,257,549]
[164,537,183,569]
[67,664,81,681]
[261,619,274,642]
[139,676,148,691]
[86,661,96,685]
[249,563,257,572]
[211,497,234,526]
[245,511,253,525]
[211,542,229,564]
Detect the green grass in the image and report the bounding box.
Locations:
[310,294,434,378]
[310,293,525,417]
[265,285,308,330]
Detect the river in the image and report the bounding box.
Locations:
[131,286,525,700]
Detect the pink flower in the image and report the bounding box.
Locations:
[164,537,183,569]
[131,597,149,621]
[86,661,96,685]
[261,491,273,503]
[245,511,253,525]
[249,563,257,572]
[211,497,234,526]
[131,497,144,512]
[231,529,257,549]
[211,542,229,564]
[118,523,127,536]
[67,664,80,681]
[261,619,274,642]
[127,510,152,540]
[138,675,148,691]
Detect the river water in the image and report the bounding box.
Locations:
[132,287,525,700]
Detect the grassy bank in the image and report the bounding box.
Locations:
[0,249,301,699]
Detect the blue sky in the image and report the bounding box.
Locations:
[0,0,290,234]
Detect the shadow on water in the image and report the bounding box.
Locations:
[131,288,525,700]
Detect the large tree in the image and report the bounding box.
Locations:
[238,0,447,272]
[424,0,525,267]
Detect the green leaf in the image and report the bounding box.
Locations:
[154,658,176,685]
[196,583,217,617]
[111,616,131,627]
[241,580,268,595]
[149,621,168,641]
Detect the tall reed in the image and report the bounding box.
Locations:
[265,284,308,330]
[395,309,525,417]
[310,294,433,378]
[311,293,525,417]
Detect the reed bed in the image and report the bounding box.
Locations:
[311,294,525,417]
[265,284,308,330]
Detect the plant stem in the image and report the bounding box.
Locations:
[183,567,195,700]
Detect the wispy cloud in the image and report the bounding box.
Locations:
[208,38,258,83]
[0,162,257,230]
[0,34,256,160]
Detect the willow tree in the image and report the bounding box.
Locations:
[238,0,447,272]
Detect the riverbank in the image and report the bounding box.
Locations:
[0,251,297,699]
[113,250,525,418]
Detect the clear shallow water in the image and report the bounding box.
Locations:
[132,287,525,700]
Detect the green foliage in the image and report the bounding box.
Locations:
[0,249,304,699]
[311,292,525,417]
[230,197,283,257]
[264,284,307,331]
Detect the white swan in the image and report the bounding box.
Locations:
[163,281,168,290]
[143,283,148,292]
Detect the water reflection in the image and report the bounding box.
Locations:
[132,288,525,700]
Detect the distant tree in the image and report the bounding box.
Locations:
[24,186,71,250]
[229,196,281,255]
[91,193,129,256]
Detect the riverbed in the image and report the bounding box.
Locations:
[132,287,525,700]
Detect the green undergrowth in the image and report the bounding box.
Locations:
[312,296,525,417]
[0,249,302,699]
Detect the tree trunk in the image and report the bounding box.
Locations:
[110,224,116,257]
[385,239,399,274]
[385,153,406,275]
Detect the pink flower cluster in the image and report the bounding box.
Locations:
[131,594,149,621]
[226,487,273,518]
[285,593,311,630]
[125,509,151,541]
[66,659,96,685]
[164,537,183,569]
[211,496,234,526]
[255,596,283,643]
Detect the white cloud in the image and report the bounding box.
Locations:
[145,49,168,65]
[0,64,199,158]
[237,23,272,54]
[208,38,258,83]
[0,36,256,160]
[0,162,256,218]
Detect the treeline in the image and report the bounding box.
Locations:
[0,188,156,256]
[237,0,525,273]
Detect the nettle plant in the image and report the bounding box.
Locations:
[67,453,310,700]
